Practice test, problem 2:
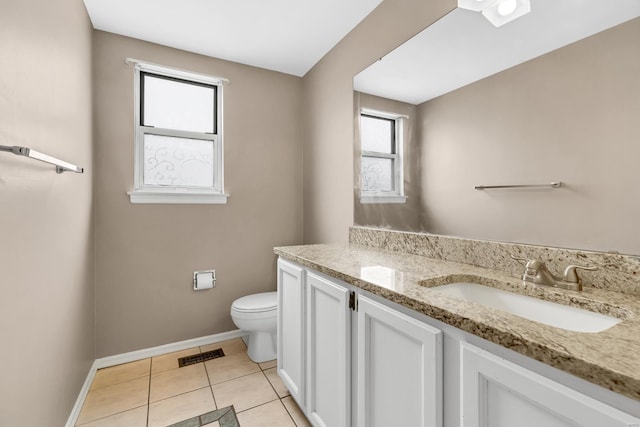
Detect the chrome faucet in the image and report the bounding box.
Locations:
[510,255,598,291]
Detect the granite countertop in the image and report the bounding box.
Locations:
[274,243,640,402]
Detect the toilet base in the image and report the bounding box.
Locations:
[246,331,276,363]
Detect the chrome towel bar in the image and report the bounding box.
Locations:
[0,145,83,174]
[474,181,561,190]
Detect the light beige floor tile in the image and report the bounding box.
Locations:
[148,387,215,427]
[237,400,296,427]
[151,347,200,374]
[77,377,149,424]
[211,371,278,412]
[205,351,260,385]
[200,338,247,356]
[202,422,220,427]
[76,405,147,427]
[259,359,277,370]
[90,359,150,390]
[264,367,290,398]
[282,396,312,427]
[150,363,209,402]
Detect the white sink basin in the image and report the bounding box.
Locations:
[430,282,622,333]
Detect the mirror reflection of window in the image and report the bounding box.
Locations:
[360,111,406,203]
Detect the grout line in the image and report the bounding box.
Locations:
[90,361,151,391]
[202,353,219,410]
[258,361,277,371]
[209,386,218,413]
[87,374,151,394]
[88,373,150,392]
[147,385,212,405]
[75,404,148,427]
[281,397,300,427]
[208,368,263,387]
[262,369,281,400]
[235,397,280,414]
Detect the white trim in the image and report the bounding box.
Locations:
[95,329,247,368]
[360,107,409,120]
[131,62,226,203]
[128,190,229,204]
[65,329,248,427]
[65,360,98,427]
[125,57,229,85]
[360,195,407,204]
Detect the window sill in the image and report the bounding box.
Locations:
[128,190,229,205]
[360,195,407,204]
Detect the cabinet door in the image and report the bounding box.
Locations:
[357,295,443,427]
[306,272,351,427]
[277,259,306,407]
[461,342,640,427]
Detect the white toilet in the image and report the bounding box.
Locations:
[230,292,277,363]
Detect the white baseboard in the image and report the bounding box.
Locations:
[94,329,248,369]
[66,329,248,427]
[66,359,98,427]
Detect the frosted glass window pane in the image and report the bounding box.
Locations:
[143,74,215,133]
[361,157,394,192]
[143,135,214,187]
[361,115,394,153]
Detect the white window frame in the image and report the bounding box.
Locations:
[359,108,407,204]
[127,60,228,204]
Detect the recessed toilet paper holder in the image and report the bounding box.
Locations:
[193,270,216,290]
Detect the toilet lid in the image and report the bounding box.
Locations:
[232,291,277,313]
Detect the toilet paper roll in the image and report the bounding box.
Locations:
[195,272,214,290]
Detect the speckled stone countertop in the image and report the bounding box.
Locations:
[274,243,640,402]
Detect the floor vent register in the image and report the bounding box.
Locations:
[178,348,225,367]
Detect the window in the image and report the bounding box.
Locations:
[128,61,227,204]
[359,110,406,203]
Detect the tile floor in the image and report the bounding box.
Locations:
[76,338,311,427]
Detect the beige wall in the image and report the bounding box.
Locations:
[93,31,303,357]
[418,18,640,254]
[302,0,457,243]
[0,0,95,425]
[354,92,423,231]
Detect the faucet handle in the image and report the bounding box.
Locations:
[511,255,545,271]
[511,255,548,283]
[563,265,598,283]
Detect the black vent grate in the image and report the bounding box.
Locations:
[178,348,225,367]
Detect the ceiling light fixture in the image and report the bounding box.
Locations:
[498,0,517,16]
[458,0,531,27]
[458,0,500,12]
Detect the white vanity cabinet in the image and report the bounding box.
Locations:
[277,259,306,407]
[306,271,352,427]
[357,295,443,427]
[460,343,640,427]
[277,259,443,427]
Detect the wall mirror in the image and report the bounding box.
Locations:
[352,0,640,255]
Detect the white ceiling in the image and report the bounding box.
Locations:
[82,0,384,77]
[354,0,640,105]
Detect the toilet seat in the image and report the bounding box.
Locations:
[231,292,277,314]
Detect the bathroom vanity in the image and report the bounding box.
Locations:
[274,229,640,427]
